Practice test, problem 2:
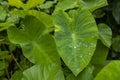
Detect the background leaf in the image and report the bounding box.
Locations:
[8,0,25,8]
[11,10,53,28]
[25,0,45,9]
[94,60,120,80]
[98,23,112,47]
[53,7,98,76]
[91,40,109,76]
[10,71,23,80]
[56,0,78,11]
[0,6,6,21]
[22,64,65,80]
[80,0,108,12]
[8,0,45,9]
[112,36,120,52]
[77,65,94,80]
[112,0,120,24]
[8,16,60,65]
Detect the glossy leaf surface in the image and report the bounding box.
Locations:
[8,16,60,64]
[22,64,65,80]
[53,7,98,76]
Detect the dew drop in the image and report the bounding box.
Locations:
[74,46,76,49]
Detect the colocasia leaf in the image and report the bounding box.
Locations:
[53,7,98,76]
[80,0,108,12]
[8,16,60,65]
[22,64,65,80]
[94,61,120,80]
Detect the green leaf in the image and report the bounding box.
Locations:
[66,74,77,80]
[112,36,120,52]
[80,0,108,12]
[10,71,23,80]
[112,0,120,24]
[8,0,45,9]
[77,65,94,80]
[38,0,57,9]
[66,65,94,80]
[0,6,7,21]
[93,9,105,18]
[25,0,45,9]
[53,7,98,76]
[8,16,60,65]
[98,23,112,47]
[94,60,120,80]
[0,22,14,31]
[56,0,78,11]
[8,0,25,8]
[91,40,109,76]
[22,64,65,80]
[11,10,53,28]
[91,40,109,65]
[0,14,19,31]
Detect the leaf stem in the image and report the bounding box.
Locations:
[5,68,10,79]
[11,53,23,71]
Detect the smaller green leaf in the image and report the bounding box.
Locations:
[98,23,112,47]
[8,0,25,8]
[25,0,45,9]
[0,14,19,31]
[112,36,120,52]
[8,0,45,9]
[90,40,109,76]
[22,64,65,80]
[77,65,94,80]
[56,0,78,11]
[80,0,108,12]
[94,60,120,80]
[38,0,57,9]
[6,14,20,24]
[11,10,53,28]
[10,71,23,80]
[93,9,105,18]
[112,0,120,24]
[91,40,109,65]
[0,6,6,21]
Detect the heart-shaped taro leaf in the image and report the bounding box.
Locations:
[8,16,60,65]
[53,7,98,76]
